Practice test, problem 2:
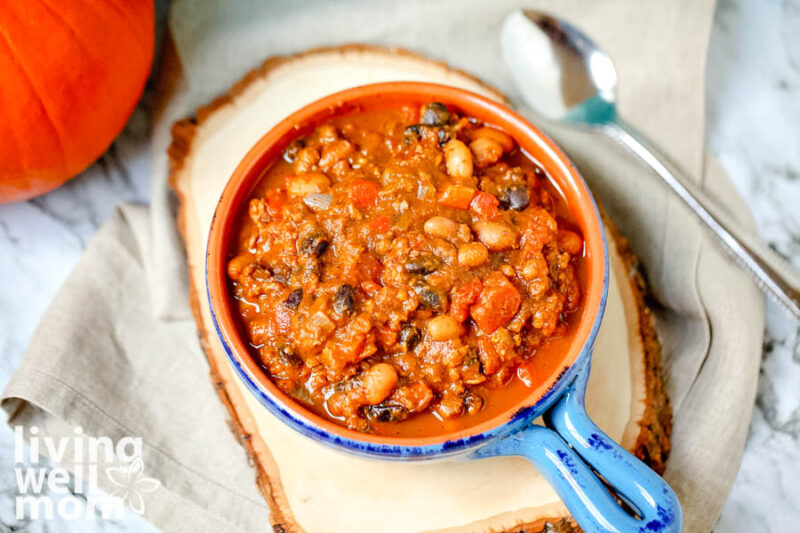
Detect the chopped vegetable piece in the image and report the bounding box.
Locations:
[357,253,384,283]
[370,215,391,233]
[470,191,500,219]
[350,179,380,208]
[437,184,477,209]
[303,192,333,211]
[264,190,286,220]
[470,272,522,333]
[449,278,483,322]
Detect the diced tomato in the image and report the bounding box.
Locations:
[264,189,286,220]
[376,326,398,350]
[449,278,483,323]
[469,272,522,333]
[470,191,500,219]
[521,228,547,257]
[370,215,391,233]
[437,184,476,209]
[350,179,380,208]
[357,252,384,284]
[360,280,382,296]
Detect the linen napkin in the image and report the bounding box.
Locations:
[2,1,764,532]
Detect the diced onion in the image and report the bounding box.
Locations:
[309,311,335,334]
[303,193,333,212]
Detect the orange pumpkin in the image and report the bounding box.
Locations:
[0,0,154,204]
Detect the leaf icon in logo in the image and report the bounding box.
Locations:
[106,456,161,515]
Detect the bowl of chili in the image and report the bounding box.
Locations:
[206,82,681,532]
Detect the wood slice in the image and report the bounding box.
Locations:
[168,44,671,533]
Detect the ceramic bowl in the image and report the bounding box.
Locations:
[206,82,681,532]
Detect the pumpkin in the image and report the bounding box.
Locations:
[0,0,154,204]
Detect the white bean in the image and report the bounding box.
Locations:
[227,255,251,279]
[473,126,515,152]
[473,220,517,251]
[424,216,458,240]
[287,172,330,197]
[469,137,503,168]
[457,242,489,267]
[363,363,398,405]
[428,315,464,341]
[444,140,473,181]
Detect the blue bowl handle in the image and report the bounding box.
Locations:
[475,363,682,532]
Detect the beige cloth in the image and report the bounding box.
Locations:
[2,1,764,532]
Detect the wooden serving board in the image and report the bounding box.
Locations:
[168,44,671,533]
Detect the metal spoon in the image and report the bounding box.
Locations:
[501,10,800,320]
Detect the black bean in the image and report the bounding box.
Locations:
[271,269,289,284]
[299,232,329,257]
[437,127,452,145]
[464,347,481,370]
[399,324,422,352]
[282,139,305,163]
[404,254,441,275]
[403,124,427,144]
[420,102,451,126]
[282,288,303,309]
[501,183,530,211]
[464,392,484,415]
[405,124,423,136]
[415,284,447,311]
[333,284,355,315]
[313,239,329,256]
[461,348,485,385]
[250,265,271,283]
[278,345,303,367]
[365,403,409,423]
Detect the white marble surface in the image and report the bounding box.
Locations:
[1,0,798,531]
[708,1,800,530]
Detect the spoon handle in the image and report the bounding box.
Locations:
[604,119,800,320]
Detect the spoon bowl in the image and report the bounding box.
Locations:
[501,10,618,124]
[501,9,800,319]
